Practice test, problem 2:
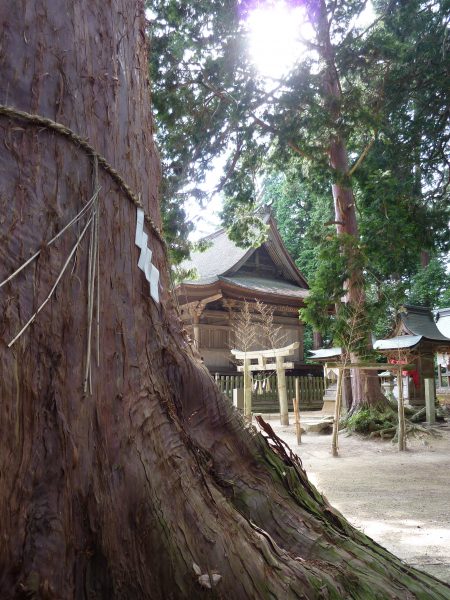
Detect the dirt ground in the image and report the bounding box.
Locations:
[265,414,450,585]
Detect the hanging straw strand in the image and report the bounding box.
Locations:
[95,174,100,368]
[83,158,100,394]
[8,211,95,348]
[83,203,96,393]
[0,187,100,290]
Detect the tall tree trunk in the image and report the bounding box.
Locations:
[0,1,448,598]
[313,0,385,408]
[312,330,323,350]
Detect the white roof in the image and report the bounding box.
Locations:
[374,335,422,350]
[309,347,341,359]
[436,308,450,338]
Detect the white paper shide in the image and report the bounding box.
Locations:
[135,208,160,303]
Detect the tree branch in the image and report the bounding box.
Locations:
[343,0,396,45]
[348,136,376,176]
[250,115,313,160]
[199,77,314,161]
[215,139,243,193]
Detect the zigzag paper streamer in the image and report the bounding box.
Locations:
[135,208,160,303]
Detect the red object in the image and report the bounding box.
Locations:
[388,359,420,388]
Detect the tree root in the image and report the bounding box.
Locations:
[369,422,443,442]
[369,426,396,439]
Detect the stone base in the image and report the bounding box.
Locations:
[304,417,334,433]
[321,399,336,415]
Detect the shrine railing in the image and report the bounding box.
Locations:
[214,374,325,411]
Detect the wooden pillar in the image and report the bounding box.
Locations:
[331,368,343,457]
[192,314,200,349]
[397,367,406,451]
[223,298,234,349]
[276,356,289,426]
[243,357,252,423]
[342,369,353,412]
[294,378,301,444]
[297,323,304,362]
[424,378,436,424]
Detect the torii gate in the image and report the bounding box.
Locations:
[231,342,299,425]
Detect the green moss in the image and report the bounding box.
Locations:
[343,405,397,435]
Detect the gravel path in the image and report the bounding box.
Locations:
[265,414,450,584]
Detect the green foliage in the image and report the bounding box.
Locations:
[302,323,314,358]
[300,233,376,356]
[161,193,194,265]
[171,265,198,285]
[148,0,450,330]
[262,169,333,282]
[343,405,397,435]
[220,202,269,248]
[408,258,450,308]
[148,0,253,262]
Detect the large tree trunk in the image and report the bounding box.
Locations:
[313,0,386,409]
[0,1,448,598]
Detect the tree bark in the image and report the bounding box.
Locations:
[312,330,323,350]
[0,1,448,598]
[312,0,386,409]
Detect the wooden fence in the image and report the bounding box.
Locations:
[215,374,325,412]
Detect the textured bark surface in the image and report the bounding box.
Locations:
[0,1,449,599]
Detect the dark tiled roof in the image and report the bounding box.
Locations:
[178,215,309,297]
[400,305,450,342]
[220,275,309,298]
[180,228,251,280]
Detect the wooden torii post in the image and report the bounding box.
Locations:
[231,342,299,425]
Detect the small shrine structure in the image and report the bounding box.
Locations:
[374,305,450,406]
[436,307,450,391]
[308,347,344,413]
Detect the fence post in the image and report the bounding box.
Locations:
[397,367,406,451]
[294,378,301,444]
[331,368,343,457]
[276,356,289,426]
[243,357,252,423]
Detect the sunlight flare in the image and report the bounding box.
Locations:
[246,1,311,78]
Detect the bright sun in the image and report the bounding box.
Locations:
[246,1,310,79]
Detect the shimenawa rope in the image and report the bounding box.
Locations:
[0,104,165,247]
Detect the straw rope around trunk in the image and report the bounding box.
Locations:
[0,104,165,248]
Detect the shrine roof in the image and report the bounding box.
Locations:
[220,275,308,298]
[178,214,309,291]
[397,305,450,342]
[436,307,450,338]
[374,335,422,351]
[180,229,250,281]
[309,347,342,360]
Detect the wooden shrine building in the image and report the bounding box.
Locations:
[176,215,319,375]
[374,305,450,406]
[436,307,450,393]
